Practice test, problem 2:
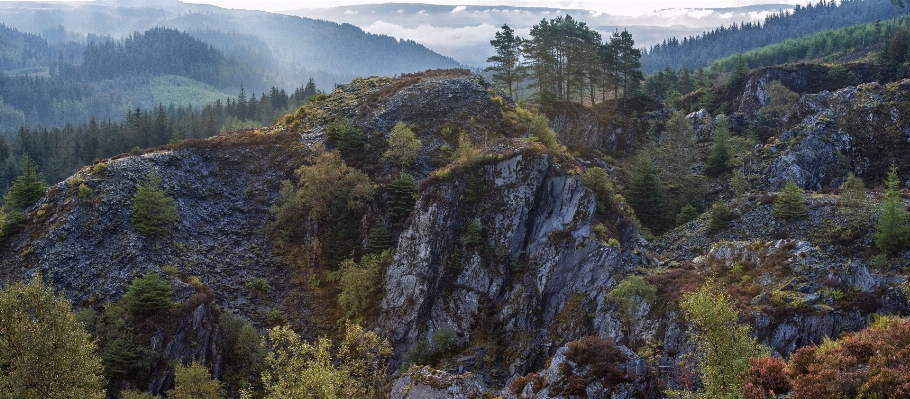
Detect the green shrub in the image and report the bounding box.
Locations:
[160,264,179,276]
[581,167,614,212]
[122,271,174,317]
[131,146,141,155]
[337,252,391,319]
[78,184,91,201]
[731,170,749,196]
[528,113,557,148]
[131,171,178,238]
[431,328,458,353]
[772,179,807,218]
[605,276,657,337]
[266,308,287,325]
[246,278,271,292]
[463,219,484,246]
[707,202,732,233]
[92,163,107,177]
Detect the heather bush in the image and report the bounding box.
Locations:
[552,336,630,396]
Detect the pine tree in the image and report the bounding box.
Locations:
[3,156,48,212]
[627,151,668,233]
[707,202,732,233]
[676,203,699,226]
[840,172,866,209]
[726,53,750,90]
[122,270,174,317]
[388,172,418,223]
[0,275,106,398]
[131,170,178,238]
[485,24,523,98]
[875,164,910,253]
[365,226,394,255]
[705,118,732,177]
[772,179,807,218]
[326,118,366,158]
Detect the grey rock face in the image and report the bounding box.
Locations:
[0,141,314,330]
[375,149,650,381]
[390,366,487,399]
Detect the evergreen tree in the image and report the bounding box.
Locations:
[875,164,910,253]
[705,118,732,177]
[388,172,418,223]
[726,53,750,90]
[122,270,175,317]
[840,172,866,209]
[485,24,523,98]
[676,203,699,226]
[3,156,47,211]
[0,275,106,398]
[627,151,668,233]
[707,202,732,233]
[772,179,807,218]
[528,113,558,148]
[326,118,366,158]
[610,29,644,108]
[130,170,179,238]
[365,226,394,255]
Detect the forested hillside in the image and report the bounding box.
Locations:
[641,0,901,72]
[0,1,461,91]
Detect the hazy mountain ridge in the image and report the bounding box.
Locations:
[0,0,460,90]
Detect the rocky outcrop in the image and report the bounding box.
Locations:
[375,145,652,388]
[390,366,487,399]
[147,280,221,394]
[744,79,910,191]
[0,132,315,331]
[736,63,898,117]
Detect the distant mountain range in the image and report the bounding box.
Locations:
[0,0,461,90]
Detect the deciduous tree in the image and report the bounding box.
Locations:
[0,275,106,398]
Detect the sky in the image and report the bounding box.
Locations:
[180,0,815,15]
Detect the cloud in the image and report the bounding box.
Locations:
[362,20,500,66]
[451,5,466,13]
[343,9,356,15]
[418,10,426,14]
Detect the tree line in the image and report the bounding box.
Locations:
[0,79,318,193]
[642,0,903,73]
[485,15,643,106]
[51,27,267,90]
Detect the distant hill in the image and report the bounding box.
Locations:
[641,0,902,73]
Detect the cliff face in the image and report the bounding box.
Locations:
[376,148,649,373]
